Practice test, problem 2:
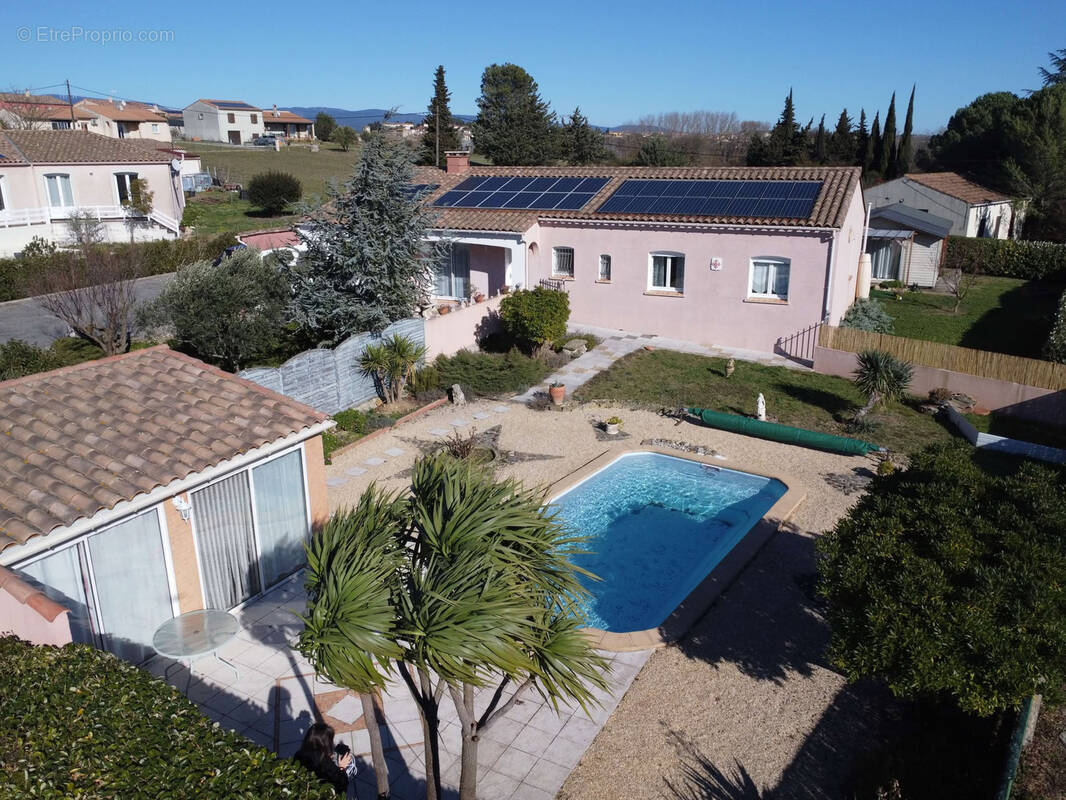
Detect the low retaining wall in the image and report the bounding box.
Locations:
[239,318,424,415]
[814,346,1066,425]
[941,405,1066,465]
[0,566,72,647]
[424,296,503,359]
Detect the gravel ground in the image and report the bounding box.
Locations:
[325,398,880,798]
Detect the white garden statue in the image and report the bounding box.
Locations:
[756,393,766,421]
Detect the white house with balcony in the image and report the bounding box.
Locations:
[0,130,183,256]
[182,99,264,144]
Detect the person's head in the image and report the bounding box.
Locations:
[300,722,336,761]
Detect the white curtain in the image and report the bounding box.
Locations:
[88,511,173,663]
[869,240,902,280]
[193,473,260,609]
[751,261,770,294]
[252,451,309,588]
[18,546,93,645]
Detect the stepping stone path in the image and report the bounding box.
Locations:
[363,457,385,466]
[473,412,491,420]
[429,428,450,437]
[344,467,366,477]
[326,477,347,488]
[450,418,469,427]
[491,405,510,414]
[384,447,405,457]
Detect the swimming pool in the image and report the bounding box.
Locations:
[552,451,787,633]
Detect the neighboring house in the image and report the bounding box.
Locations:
[0,92,94,130]
[239,227,305,261]
[865,172,1023,239]
[0,347,332,662]
[76,98,172,143]
[263,106,314,139]
[0,130,185,256]
[864,204,952,288]
[182,99,264,143]
[418,154,865,354]
[165,110,185,138]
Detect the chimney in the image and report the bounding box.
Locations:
[273,104,279,118]
[445,150,471,174]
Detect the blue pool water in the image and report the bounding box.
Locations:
[551,452,786,633]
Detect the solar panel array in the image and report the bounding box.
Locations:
[212,101,258,110]
[433,176,610,211]
[404,183,439,200]
[595,180,823,219]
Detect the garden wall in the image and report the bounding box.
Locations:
[238,318,424,414]
[942,406,1066,465]
[424,296,503,359]
[814,345,1066,425]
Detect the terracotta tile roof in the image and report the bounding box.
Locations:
[264,109,313,124]
[417,165,862,233]
[904,172,1012,205]
[77,98,168,123]
[0,346,329,553]
[0,93,94,121]
[0,130,172,165]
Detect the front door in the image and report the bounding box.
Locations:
[227,130,241,144]
[192,472,261,609]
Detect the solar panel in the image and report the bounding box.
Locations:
[595,179,822,219]
[213,101,257,110]
[404,183,439,200]
[432,177,609,211]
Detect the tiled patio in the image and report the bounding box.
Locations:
[143,573,650,800]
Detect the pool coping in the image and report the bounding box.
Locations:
[547,444,807,653]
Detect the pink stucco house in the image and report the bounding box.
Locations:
[420,154,865,355]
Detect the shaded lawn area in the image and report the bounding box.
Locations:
[573,349,953,454]
[181,190,298,236]
[1017,697,1066,800]
[872,276,1064,359]
[965,412,1066,451]
[179,140,363,197]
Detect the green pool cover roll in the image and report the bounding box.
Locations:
[686,407,881,456]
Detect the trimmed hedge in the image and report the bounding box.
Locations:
[499,287,570,350]
[0,636,332,799]
[435,348,550,396]
[0,233,238,302]
[943,236,1066,280]
[1047,287,1066,363]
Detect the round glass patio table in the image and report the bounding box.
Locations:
[153,609,241,690]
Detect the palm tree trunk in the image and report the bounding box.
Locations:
[416,666,443,800]
[448,682,479,800]
[855,390,882,420]
[360,691,391,799]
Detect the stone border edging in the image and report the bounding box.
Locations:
[329,397,450,460]
[547,444,807,652]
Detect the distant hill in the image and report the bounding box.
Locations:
[285,107,476,127]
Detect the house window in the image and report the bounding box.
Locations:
[151,123,159,133]
[598,254,611,281]
[649,252,684,292]
[868,240,902,281]
[44,174,74,207]
[250,113,258,124]
[434,244,470,298]
[197,112,204,120]
[50,120,72,130]
[227,112,236,123]
[0,176,6,212]
[552,246,574,278]
[115,172,140,205]
[750,257,791,300]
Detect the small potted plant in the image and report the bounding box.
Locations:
[548,381,566,406]
[604,416,622,435]
[438,304,452,315]
[473,291,486,303]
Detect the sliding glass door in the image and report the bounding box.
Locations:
[18,545,95,646]
[435,244,470,299]
[251,450,308,587]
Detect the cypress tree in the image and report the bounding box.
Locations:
[856,108,869,168]
[813,114,827,164]
[561,106,608,165]
[880,92,897,176]
[420,65,460,168]
[762,89,806,165]
[828,109,855,165]
[869,111,882,176]
[472,63,556,166]
[897,85,915,175]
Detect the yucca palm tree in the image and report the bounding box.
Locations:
[298,486,407,800]
[852,349,915,421]
[360,334,428,403]
[301,453,610,800]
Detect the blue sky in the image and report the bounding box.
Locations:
[3,0,1062,132]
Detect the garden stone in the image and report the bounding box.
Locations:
[449,384,466,405]
[946,392,977,414]
[562,339,588,358]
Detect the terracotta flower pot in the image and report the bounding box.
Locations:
[548,384,566,406]
[438,304,452,315]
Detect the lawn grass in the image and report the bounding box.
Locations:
[574,349,954,454]
[871,276,1064,359]
[178,140,363,197]
[181,190,297,236]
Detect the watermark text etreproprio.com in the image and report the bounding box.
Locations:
[16,26,175,44]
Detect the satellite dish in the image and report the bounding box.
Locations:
[170,159,182,173]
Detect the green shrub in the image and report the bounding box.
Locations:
[332,408,367,434]
[322,430,344,464]
[818,441,1066,716]
[943,236,1066,280]
[359,334,427,403]
[1046,287,1066,363]
[0,340,63,380]
[0,636,332,799]
[248,171,303,215]
[499,287,570,352]
[408,364,441,396]
[436,349,550,396]
[841,298,895,334]
[553,331,601,352]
